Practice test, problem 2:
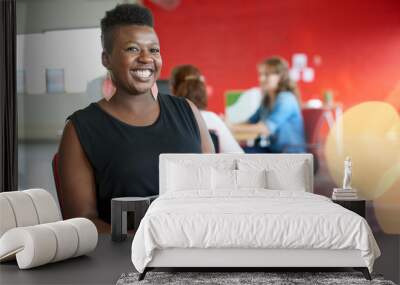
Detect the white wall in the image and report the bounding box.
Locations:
[17,0,120,35]
[16,0,126,140]
[17,28,104,94]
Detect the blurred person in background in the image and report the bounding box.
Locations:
[230,56,305,153]
[171,64,243,153]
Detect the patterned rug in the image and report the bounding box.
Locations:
[116,271,396,285]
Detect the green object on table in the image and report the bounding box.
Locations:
[225,90,243,107]
[323,90,334,106]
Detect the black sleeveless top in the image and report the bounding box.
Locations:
[68,94,202,223]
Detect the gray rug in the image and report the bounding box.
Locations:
[116,271,396,285]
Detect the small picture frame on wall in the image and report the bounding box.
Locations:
[292,53,307,69]
[46,68,65,93]
[17,69,25,94]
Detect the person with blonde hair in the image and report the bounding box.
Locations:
[170,64,243,153]
[231,56,305,153]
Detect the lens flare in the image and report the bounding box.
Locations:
[324,101,400,233]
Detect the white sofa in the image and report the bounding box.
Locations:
[0,189,98,269]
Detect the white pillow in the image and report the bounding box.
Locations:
[267,163,307,191]
[237,159,308,191]
[167,162,211,191]
[236,169,268,189]
[211,168,236,190]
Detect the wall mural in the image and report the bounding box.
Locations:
[146,0,400,233]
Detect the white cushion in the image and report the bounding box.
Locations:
[42,221,79,262]
[238,159,308,191]
[160,155,237,194]
[0,189,62,238]
[267,163,307,191]
[24,189,62,223]
[236,169,267,189]
[167,162,211,191]
[0,189,97,269]
[65,218,98,257]
[159,154,313,194]
[0,218,97,269]
[0,196,17,237]
[211,168,236,190]
[0,226,57,268]
[0,191,40,227]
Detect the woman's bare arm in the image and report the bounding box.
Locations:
[58,121,110,233]
[186,99,215,153]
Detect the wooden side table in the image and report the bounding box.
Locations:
[111,196,157,242]
[332,199,366,218]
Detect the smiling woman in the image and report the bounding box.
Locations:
[57,4,214,232]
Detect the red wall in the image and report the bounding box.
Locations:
[146,0,400,114]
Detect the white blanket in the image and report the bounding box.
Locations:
[131,190,380,273]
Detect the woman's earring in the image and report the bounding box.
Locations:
[151,83,158,100]
[102,71,116,101]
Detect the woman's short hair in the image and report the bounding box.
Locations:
[170,65,208,110]
[101,4,154,53]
